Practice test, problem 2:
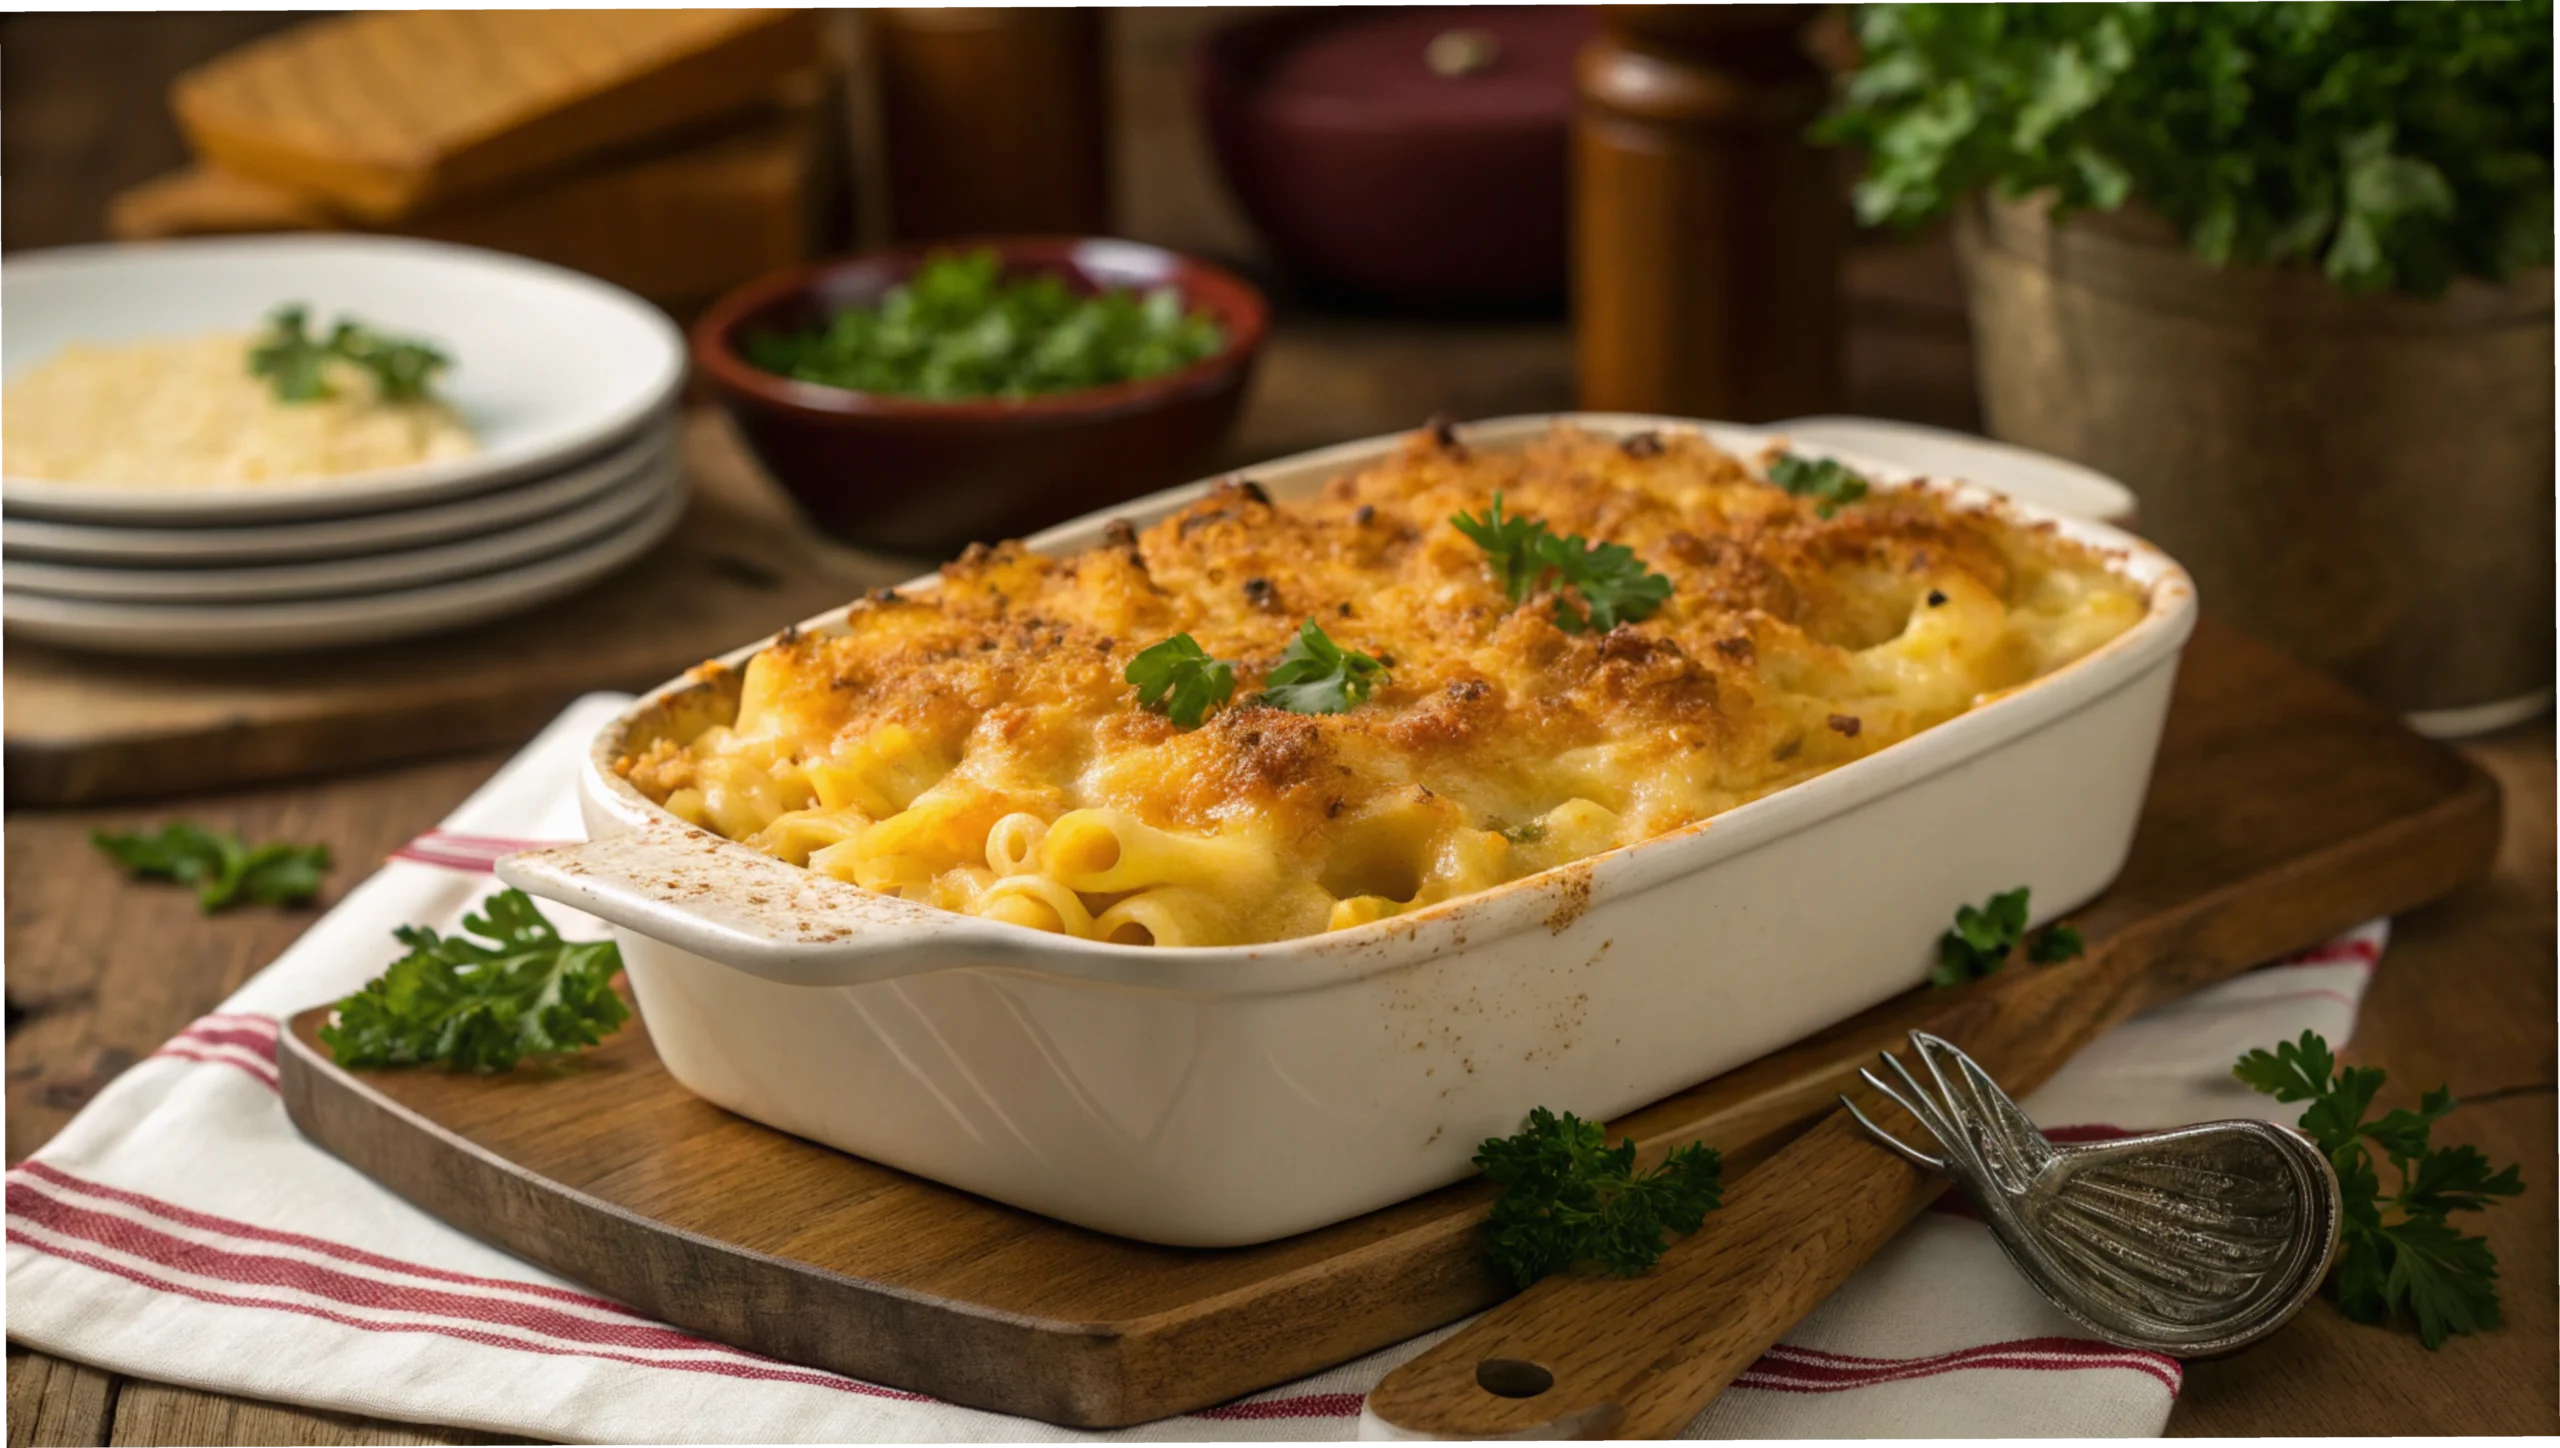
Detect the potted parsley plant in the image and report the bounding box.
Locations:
[1822,2,2554,729]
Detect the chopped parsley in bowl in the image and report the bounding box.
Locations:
[741,250,1230,401]
[690,236,1266,552]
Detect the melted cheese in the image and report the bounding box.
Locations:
[619,424,2147,947]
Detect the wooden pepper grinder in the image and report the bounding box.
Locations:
[864,8,1112,240]
[1573,5,1843,421]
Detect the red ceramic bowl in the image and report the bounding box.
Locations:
[692,237,1268,556]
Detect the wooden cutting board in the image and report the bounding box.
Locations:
[273,619,2500,1429]
[111,76,831,313]
[172,9,822,221]
[3,412,913,808]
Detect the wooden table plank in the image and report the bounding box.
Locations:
[107,1383,507,1448]
[7,1348,115,1448]
[0,13,298,256]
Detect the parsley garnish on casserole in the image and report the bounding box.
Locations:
[616,424,2145,948]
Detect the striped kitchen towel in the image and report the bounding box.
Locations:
[5,694,2385,1442]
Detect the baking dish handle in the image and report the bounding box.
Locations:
[495,828,1020,989]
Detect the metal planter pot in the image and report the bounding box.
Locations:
[1956,194,2554,727]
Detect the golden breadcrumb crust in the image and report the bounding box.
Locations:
[620,424,2144,937]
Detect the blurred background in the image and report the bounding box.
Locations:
[7,16,2553,1444]
[0,8,1972,454]
[0,5,2548,811]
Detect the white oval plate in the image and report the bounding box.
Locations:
[2,236,686,524]
[4,449,681,604]
[1,411,679,566]
[3,481,686,656]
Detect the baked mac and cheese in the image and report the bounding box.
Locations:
[619,424,2145,947]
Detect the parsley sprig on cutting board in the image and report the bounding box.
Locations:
[2236,1030,2524,1348]
[1932,886,2084,985]
[1474,1107,1723,1288]
[322,889,628,1073]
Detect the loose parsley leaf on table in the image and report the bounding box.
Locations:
[1126,633,1237,728]
[1767,453,1872,518]
[1256,619,1384,715]
[1450,492,1674,634]
[92,823,332,913]
[1931,886,2083,985]
[1475,1106,1724,1288]
[2235,1030,2524,1348]
[1934,886,2030,984]
[249,304,451,404]
[321,889,629,1073]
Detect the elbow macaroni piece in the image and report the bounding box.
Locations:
[615,424,2147,947]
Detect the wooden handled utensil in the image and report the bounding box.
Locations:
[1359,865,2452,1440]
[1365,1110,1937,1438]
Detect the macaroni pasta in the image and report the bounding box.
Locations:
[619,424,2147,947]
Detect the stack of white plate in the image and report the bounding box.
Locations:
[3,237,689,656]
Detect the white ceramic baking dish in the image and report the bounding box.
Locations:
[499,413,2197,1247]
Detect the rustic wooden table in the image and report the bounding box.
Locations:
[6,11,2554,1442]
[9,717,2552,1445]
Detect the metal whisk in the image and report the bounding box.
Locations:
[1843,1032,2341,1358]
